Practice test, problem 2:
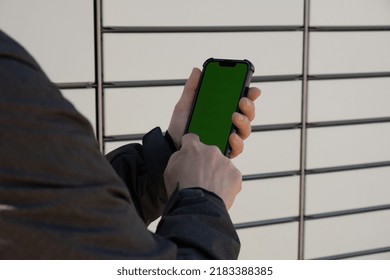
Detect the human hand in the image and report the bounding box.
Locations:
[167,68,261,159]
[164,133,242,209]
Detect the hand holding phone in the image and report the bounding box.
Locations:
[185,58,255,157]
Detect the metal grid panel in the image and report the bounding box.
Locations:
[54,0,390,259]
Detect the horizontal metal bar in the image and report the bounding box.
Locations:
[104,114,390,143]
[104,117,390,147]
[309,72,390,80]
[235,204,390,231]
[252,123,301,132]
[313,246,390,260]
[235,216,299,230]
[243,170,300,181]
[310,25,390,32]
[104,133,144,142]
[56,82,96,90]
[307,117,390,129]
[104,75,301,89]
[103,127,301,144]
[103,72,390,90]
[243,161,390,181]
[104,116,390,143]
[104,79,186,88]
[234,204,390,231]
[103,25,390,34]
[305,204,390,221]
[252,75,302,83]
[244,161,390,181]
[103,25,303,33]
[306,161,390,175]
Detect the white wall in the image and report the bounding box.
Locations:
[1,0,389,260]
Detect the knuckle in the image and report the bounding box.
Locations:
[229,163,242,179]
[210,145,221,154]
[182,133,199,149]
[205,145,221,157]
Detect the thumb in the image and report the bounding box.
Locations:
[175,68,201,111]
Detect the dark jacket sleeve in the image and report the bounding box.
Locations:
[106,128,176,225]
[158,188,240,259]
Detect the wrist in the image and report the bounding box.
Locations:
[164,130,178,153]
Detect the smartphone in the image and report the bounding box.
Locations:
[185,58,255,157]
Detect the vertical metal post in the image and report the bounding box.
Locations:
[298,0,310,260]
[94,0,104,153]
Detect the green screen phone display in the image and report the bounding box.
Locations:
[186,59,254,155]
